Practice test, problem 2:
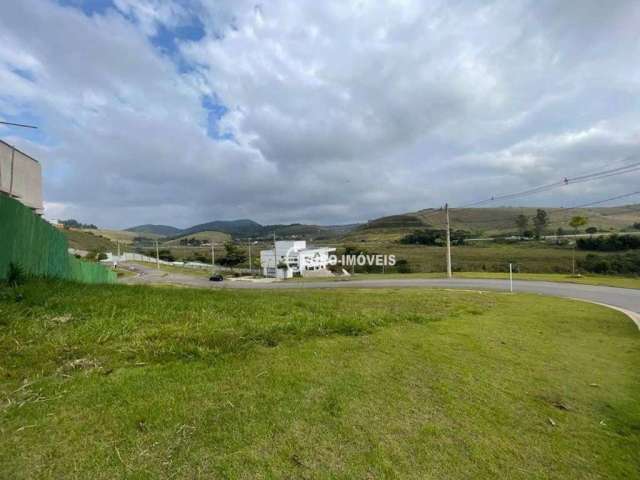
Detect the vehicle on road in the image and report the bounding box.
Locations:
[209,273,224,282]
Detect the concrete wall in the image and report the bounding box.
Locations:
[0,140,43,213]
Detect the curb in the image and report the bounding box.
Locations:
[571,298,640,331]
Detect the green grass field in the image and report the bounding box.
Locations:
[63,229,117,252]
[324,241,612,274]
[290,272,640,290]
[163,230,231,246]
[1,281,638,478]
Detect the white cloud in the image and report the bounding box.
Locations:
[1,0,639,228]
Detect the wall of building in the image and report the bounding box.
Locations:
[0,140,43,213]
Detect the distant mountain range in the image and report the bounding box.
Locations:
[126,204,640,241]
[126,219,361,239]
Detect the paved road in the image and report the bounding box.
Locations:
[120,263,640,321]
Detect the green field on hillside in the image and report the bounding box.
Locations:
[63,229,117,252]
[351,205,640,239]
[1,282,638,478]
[163,230,232,245]
[87,229,163,244]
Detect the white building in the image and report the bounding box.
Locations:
[260,240,336,279]
[0,140,43,214]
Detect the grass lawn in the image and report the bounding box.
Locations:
[296,272,640,290]
[317,240,635,275]
[63,229,117,252]
[1,282,639,478]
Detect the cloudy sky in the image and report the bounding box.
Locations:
[1,0,639,228]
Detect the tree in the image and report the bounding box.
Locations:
[399,229,445,246]
[515,214,529,235]
[532,209,548,239]
[569,215,588,234]
[395,259,411,273]
[58,219,97,229]
[219,242,246,268]
[157,249,175,262]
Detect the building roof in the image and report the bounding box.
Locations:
[0,139,39,164]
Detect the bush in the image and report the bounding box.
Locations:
[578,252,640,275]
[7,262,25,287]
[400,229,444,246]
[158,249,175,262]
[395,259,411,273]
[576,234,640,252]
[400,229,468,246]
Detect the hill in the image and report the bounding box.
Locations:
[126,224,181,236]
[85,228,164,244]
[347,204,640,240]
[179,219,262,237]
[177,219,359,239]
[63,229,117,252]
[163,230,231,245]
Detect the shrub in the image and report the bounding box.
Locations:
[395,259,411,273]
[578,252,640,275]
[400,229,444,246]
[576,234,640,252]
[7,262,25,287]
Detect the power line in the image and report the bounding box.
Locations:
[0,120,38,129]
[412,158,640,229]
[561,190,640,212]
[457,155,640,208]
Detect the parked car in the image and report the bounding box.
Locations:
[209,273,224,282]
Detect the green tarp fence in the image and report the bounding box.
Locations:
[0,195,116,284]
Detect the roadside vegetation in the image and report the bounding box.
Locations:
[1,281,639,478]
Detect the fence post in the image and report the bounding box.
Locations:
[509,263,513,293]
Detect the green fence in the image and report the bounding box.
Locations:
[0,195,116,284]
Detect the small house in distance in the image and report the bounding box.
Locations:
[260,240,335,279]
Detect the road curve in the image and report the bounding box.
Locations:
[120,263,640,322]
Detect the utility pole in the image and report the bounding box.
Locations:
[248,239,252,274]
[509,263,513,292]
[116,240,120,266]
[445,203,452,278]
[155,240,159,270]
[572,243,576,276]
[211,241,215,273]
[273,232,277,277]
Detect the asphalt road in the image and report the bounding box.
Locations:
[120,263,640,322]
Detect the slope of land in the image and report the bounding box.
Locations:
[62,229,117,252]
[163,230,231,245]
[349,204,640,241]
[85,228,163,244]
[178,219,262,237]
[126,224,181,236]
[1,282,638,478]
